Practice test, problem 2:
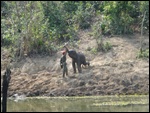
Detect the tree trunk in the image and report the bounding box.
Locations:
[2,67,11,112]
[140,11,146,53]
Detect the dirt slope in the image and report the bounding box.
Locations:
[1,30,149,97]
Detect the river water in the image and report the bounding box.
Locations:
[2,95,149,112]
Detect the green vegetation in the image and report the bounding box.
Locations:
[1,1,149,58]
[93,99,148,106]
[102,41,112,52]
[137,49,149,59]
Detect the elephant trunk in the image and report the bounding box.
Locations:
[64,46,69,53]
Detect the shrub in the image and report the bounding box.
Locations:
[137,49,149,59]
[102,41,112,52]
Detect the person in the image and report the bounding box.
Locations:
[60,50,68,77]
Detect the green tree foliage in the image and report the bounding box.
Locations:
[101,1,149,34]
[41,1,78,42]
[73,1,95,29]
[139,1,149,31]
[1,1,149,57]
[102,1,133,34]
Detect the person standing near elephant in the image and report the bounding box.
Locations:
[60,50,68,77]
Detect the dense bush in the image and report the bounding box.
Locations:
[101,1,149,34]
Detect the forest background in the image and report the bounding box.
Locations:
[1,1,149,58]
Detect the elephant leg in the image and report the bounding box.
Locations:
[72,60,76,73]
[77,62,82,73]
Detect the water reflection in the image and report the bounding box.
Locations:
[2,95,149,112]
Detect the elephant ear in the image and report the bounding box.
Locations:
[68,50,77,59]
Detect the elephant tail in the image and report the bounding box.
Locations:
[86,62,90,66]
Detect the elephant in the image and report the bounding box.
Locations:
[64,45,89,73]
